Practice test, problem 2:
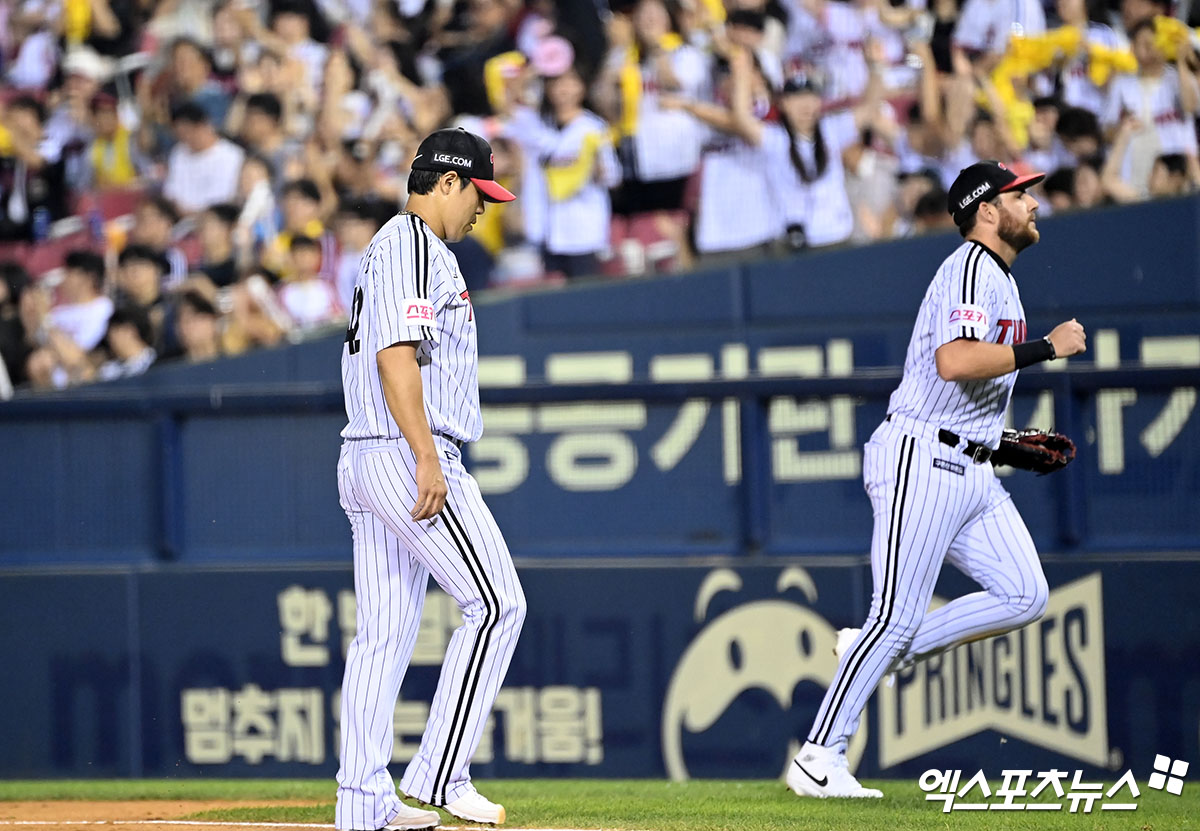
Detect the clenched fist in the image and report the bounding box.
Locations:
[1047,318,1087,358]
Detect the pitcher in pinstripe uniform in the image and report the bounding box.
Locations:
[335,128,523,830]
[788,161,1087,799]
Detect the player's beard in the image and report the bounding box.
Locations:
[997,204,1039,252]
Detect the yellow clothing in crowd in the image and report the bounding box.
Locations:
[90,127,139,188]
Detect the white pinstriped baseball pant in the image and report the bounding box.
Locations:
[807,414,1050,751]
[334,435,525,831]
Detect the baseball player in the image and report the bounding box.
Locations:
[336,128,524,830]
[787,161,1087,798]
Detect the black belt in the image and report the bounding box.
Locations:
[937,429,992,464]
[345,433,464,449]
[885,415,992,464]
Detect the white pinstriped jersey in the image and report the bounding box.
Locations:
[887,241,1026,446]
[762,121,854,247]
[629,45,711,181]
[783,1,880,106]
[1102,68,1200,155]
[341,212,481,443]
[1059,23,1123,116]
[953,0,1045,55]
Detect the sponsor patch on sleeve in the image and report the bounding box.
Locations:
[402,299,435,324]
[948,304,989,329]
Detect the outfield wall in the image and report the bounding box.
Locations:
[1,558,1196,781]
[2,197,1199,563]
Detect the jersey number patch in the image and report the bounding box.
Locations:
[345,286,364,354]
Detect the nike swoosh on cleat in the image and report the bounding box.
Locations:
[794,759,828,788]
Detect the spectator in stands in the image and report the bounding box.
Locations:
[175,289,222,363]
[222,273,289,355]
[115,244,169,348]
[1042,167,1077,212]
[333,199,386,313]
[911,187,956,234]
[1119,0,1171,38]
[531,63,621,278]
[95,305,157,382]
[1046,159,1110,212]
[230,92,302,188]
[20,250,113,389]
[884,167,942,238]
[953,0,1045,69]
[162,102,245,215]
[0,261,32,392]
[77,0,142,59]
[85,91,145,190]
[1147,153,1193,198]
[49,251,114,353]
[673,50,783,261]
[2,1,58,91]
[1056,105,1104,162]
[234,152,279,261]
[1055,0,1123,117]
[197,203,241,287]
[166,38,233,129]
[130,196,189,289]
[261,178,337,281]
[1075,156,1107,208]
[1024,98,1074,179]
[45,47,112,187]
[0,95,67,241]
[277,235,341,329]
[265,0,330,95]
[755,62,874,251]
[597,0,710,265]
[1102,23,1200,195]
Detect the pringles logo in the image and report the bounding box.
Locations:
[661,568,867,780]
[877,572,1110,768]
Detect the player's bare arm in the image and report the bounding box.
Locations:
[377,342,447,521]
[935,319,1087,381]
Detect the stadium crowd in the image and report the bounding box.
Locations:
[1,0,1199,395]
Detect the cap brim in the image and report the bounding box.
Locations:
[471,178,516,203]
[1000,172,1046,192]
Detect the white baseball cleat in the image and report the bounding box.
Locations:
[787,741,883,799]
[380,802,440,830]
[443,787,506,825]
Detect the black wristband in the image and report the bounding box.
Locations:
[1013,337,1055,369]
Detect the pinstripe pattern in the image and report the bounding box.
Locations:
[342,213,483,444]
[804,238,1049,753]
[806,419,1048,750]
[886,241,1024,448]
[336,208,522,829]
[335,437,526,828]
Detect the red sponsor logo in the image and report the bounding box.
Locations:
[405,302,434,322]
[949,308,988,325]
[461,289,473,321]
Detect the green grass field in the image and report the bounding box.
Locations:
[0,778,1195,831]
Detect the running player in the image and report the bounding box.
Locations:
[787,161,1087,798]
[336,128,525,830]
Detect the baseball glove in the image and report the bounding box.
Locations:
[990,429,1076,475]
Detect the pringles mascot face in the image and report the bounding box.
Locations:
[661,567,868,779]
